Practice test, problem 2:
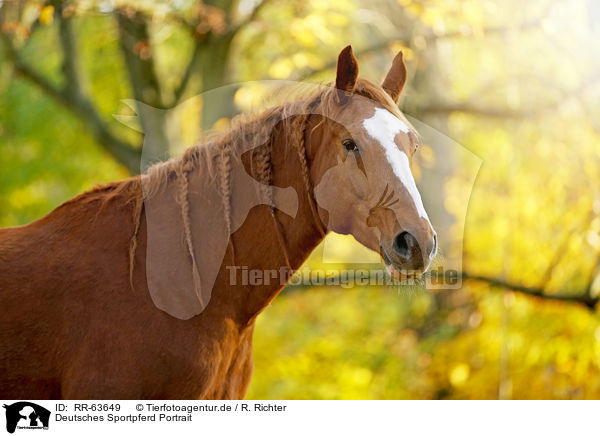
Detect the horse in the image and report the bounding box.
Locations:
[0,45,436,399]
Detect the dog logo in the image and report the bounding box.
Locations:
[3,402,50,433]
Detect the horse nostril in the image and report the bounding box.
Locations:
[392,231,414,259]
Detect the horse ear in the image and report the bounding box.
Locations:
[335,45,359,105]
[382,51,407,103]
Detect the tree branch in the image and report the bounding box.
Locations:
[408,72,600,120]
[1,32,65,102]
[54,0,81,95]
[539,211,596,290]
[115,8,172,166]
[283,269,599,310]
[459,271,598,309]
[584,254,600,297]
[406,103,532,119]
[293,2,554,86]
[425,19,543,43]
[293,12,549,83]
[173,41,202,103]
[425,1,554,44]
[115,9,163,108]
[174,0,249,105]
[0,10,141,173]
[294,39,398,81]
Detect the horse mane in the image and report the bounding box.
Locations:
[135,77,401,198]
[58,78,400,290]
[71,78,399,204]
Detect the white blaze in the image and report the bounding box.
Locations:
[362,107,430,221]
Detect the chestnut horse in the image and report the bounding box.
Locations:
[0,46,436,399]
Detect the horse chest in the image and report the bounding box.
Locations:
[161,320,255,400]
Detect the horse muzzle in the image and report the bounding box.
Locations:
[380,229,437,280]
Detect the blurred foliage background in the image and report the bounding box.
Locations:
[1,0,600,398]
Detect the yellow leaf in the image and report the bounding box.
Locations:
[268,58,294,79]
[39,5,54,26]
[449,364,470,387]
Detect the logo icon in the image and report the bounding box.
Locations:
[3,402,50,434]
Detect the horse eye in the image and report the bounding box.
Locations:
[342,138,359,152]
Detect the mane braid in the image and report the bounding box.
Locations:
[129,193,144,291]
[176,152,204,306]
[293,115,327,237]
[257,130,293,272]
[219,140,235,264]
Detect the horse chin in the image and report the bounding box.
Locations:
[385,263,422,281]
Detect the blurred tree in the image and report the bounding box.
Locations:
[0,0,262,171]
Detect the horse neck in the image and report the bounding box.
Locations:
[139,111,328,324]
[215,115,327,322]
